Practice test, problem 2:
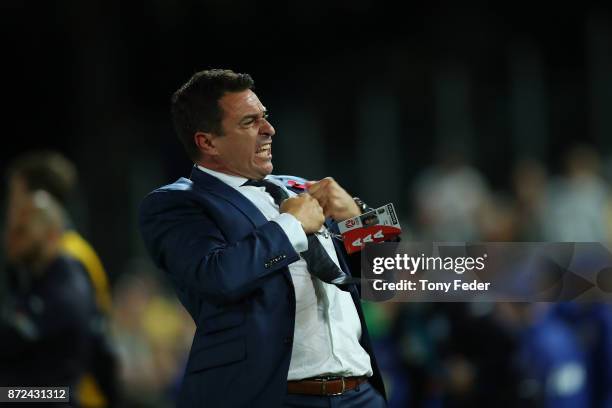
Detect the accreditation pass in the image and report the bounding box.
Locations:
[0,387,69,403]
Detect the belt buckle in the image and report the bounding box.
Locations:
[321,376,346,396]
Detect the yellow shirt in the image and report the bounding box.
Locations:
[61,230,112,408]
[61,231,112,314]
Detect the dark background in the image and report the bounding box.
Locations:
[2,1,612,280]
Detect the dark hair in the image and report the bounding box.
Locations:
[171,69,255,161]
[7,151,77,205]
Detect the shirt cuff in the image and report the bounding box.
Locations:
[272,213,308,253]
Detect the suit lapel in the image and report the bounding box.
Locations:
[189,166,268,227]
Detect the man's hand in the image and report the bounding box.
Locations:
[280,193,325,234]
[306,177,361,221]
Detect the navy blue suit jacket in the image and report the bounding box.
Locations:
[139,166,386,407]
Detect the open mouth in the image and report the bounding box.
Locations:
[256,143,272,158]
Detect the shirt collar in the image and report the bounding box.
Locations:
[196,165,291,197]
[195,165,250,189]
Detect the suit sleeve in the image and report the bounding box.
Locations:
[139,191,300,303]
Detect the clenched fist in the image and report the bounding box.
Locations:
[280,193,325,234]
[306,177,361,221]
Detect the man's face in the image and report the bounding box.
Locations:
[4,176,46,265]
[207,89,275,180]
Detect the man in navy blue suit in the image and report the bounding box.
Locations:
[139,69,387,407]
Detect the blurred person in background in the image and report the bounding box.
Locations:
[551,303,612,407]
[413,147,490,242]
[0,189,96,406]
[139,69,387,407]
[5,151,118,407]
[536,146,612,407]
[111,265,194,408]
[511,158,549,241]
[543,145,612,243]
[496,303,590,407]
[477,193,520,242]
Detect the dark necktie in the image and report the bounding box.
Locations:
[243,179,352,287]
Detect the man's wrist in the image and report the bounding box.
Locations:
[353,197,373,214]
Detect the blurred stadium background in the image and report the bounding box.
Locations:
[2,1,612,407]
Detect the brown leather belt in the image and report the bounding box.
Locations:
[287,376,368,396]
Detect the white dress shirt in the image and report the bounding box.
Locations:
[196,166,373,380]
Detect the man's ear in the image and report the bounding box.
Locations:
[194,131,219,156]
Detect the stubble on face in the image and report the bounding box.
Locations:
[209,90,275,180]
